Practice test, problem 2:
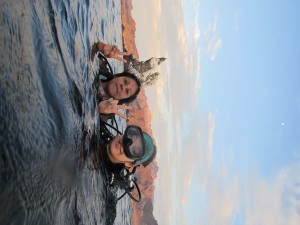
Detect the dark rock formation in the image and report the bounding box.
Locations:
[124,55,167,87]
[141,199,158,225]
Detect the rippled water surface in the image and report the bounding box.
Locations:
[0,0,131,224]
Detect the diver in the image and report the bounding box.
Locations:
[91,41,141,120]
[90,123,156,198]
[88,41,157,197]
[76,122,157,225]
[74,43,156,225]
[79,124,155,223]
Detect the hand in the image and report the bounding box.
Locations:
[101,44,130,63]
[98,98,132,120]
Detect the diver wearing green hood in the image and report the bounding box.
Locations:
[106,125,156,168]
[86,124,156,204]
[96,125,156,171]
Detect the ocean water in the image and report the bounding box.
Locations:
[0,0,131,224]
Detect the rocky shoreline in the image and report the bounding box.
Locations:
[121,1,158,225]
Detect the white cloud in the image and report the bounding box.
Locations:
[132,1,212,224]
[203,16,222,61]
[234,11,241,31]
[206,112,215,167]
[207,37,222,61]
[199,162,300,225]
[131,0,162,59]
[244,164,300,225]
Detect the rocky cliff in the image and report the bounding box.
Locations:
[127,89,152,135]
[121,0,139,60]
[121,1,159,224]
[127,89,159,225]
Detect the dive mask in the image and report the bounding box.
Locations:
[123,125,145,160]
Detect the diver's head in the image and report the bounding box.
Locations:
[103,72,141,104]
[107,125,156,167]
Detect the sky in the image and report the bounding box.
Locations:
[132,0,300,224]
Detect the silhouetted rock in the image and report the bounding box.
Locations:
[125,57,166,74]
[142,199,158,225]
[125,57,167,87]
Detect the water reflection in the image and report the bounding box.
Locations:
[0,0,130,224]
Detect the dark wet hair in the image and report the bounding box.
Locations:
[103,72,141,104]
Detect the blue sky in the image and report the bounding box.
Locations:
[198,0,300,178]
[132,0,300,224]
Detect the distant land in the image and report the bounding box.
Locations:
[121,1,159,225]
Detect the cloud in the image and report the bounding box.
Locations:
[133,0,202,114]
[132,0,209,224]
[151,104,215,225]
[197,161,300,225]
[132,0,162,58]
[203,16,222,61]
[234,11,241,31]
[244,164,300,225]
[205,112,215,167]
[206,36,222,61]
[208,176,240,225]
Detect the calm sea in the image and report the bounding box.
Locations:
[0,0,131,224]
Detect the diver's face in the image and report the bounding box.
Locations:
[106,76,138,100]
[107,135,135,166]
